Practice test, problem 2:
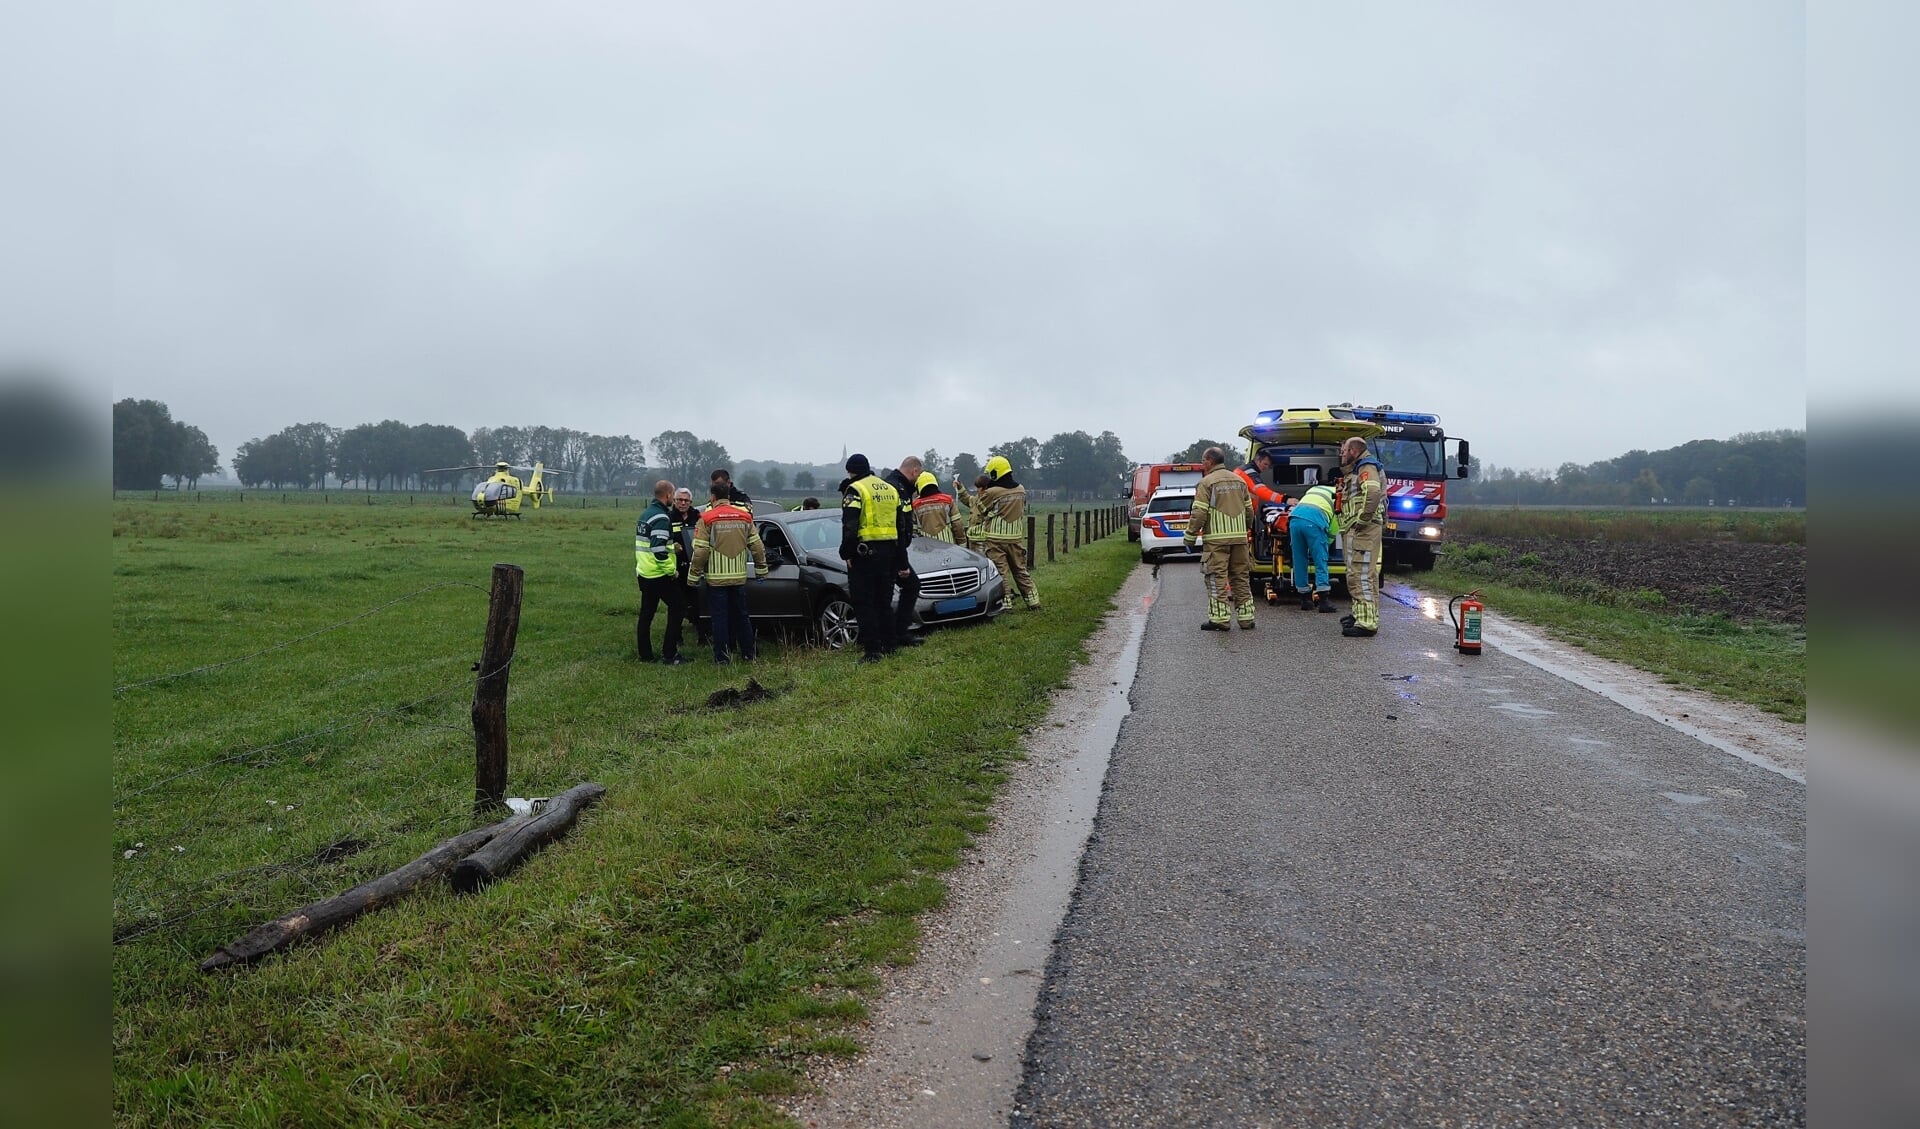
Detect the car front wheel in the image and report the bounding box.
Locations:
[815,594,858,650]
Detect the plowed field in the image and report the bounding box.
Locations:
[1438,538,1805,624]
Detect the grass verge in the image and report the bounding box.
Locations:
[1418,563,1805,723]
[114,501,1139,1127]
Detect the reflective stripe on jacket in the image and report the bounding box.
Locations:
[1340,457,1386,530]
[1185,467,1250,545]
[913,494,956,542]
[847,476,903,542]
[975,483,1027,540]
[688,503,767,586]
[635,501,677,578]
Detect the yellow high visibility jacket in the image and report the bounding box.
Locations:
[845,476,902,542]
[635,500,678,579]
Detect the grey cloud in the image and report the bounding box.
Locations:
[97,1,1802,469]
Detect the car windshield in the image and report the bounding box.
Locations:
[783,514,844,554]
[1373,436,1447,481]
[1148,494,1193,514]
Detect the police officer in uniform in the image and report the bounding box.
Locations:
[670,487,710,649]
[882,456,926,648]
[841,454,906,662]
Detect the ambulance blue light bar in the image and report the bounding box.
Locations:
[1346,405,1441,425]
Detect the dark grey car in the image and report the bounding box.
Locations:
[689,509,1008,649]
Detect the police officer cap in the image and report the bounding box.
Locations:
[845,453,871,476]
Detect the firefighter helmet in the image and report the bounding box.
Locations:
[916,471,939,493]
[984,455,1012,480]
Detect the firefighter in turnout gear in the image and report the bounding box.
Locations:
[635,480,692,665]
[1338,436,1387,636]
[687,482,769,663]
[1183,447,1255,631]
[841,453,907,661]
[975,455,1039,610]
[912,471,956,542]
[953,475,989,545]
[882,456,926,649]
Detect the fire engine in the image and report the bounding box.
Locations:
[1237,405,1470,595]
[1337,404,1471,571]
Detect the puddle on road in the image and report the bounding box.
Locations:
[1489,701,1558,719]
[1661,791,1712,805]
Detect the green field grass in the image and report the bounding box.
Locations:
[1416,565,1804,722]
[114,500,1137,1127]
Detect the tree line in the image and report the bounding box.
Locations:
[112,400,221,489]
[113,402,1142,500]
[1452,430,1805,507]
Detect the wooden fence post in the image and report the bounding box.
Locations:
[472,563,524,815]
[1047,513,1055,562]
[1026,516,1036,567]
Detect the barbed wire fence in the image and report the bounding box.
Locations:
[111,573,529,955]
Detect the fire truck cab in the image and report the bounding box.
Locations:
[1338,405,1471,571]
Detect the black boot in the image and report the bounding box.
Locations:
[1341,623,1377,637]
[1318,595,1339,613]
[1200,621,1229,632]
[1298,592,1313,611]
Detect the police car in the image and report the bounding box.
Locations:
[1139,486,1198,563]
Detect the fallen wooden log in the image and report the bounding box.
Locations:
[199,815,528,972]
[451,782,607,895]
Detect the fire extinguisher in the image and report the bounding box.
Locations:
[1449,590,1484,655]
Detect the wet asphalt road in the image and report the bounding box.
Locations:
[1012,561,1804,1127]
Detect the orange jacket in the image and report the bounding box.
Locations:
[1235,467,1291,509]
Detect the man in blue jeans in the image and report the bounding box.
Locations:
[686,483,769,663]
[1287,483,1341,613]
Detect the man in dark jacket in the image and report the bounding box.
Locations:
[881,455,925,647]
[670,487,709,649]
[710,467,751,510]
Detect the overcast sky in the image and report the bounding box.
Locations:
[94,1,1804,472]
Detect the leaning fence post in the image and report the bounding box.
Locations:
[472,563,524,815]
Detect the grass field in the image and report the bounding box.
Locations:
[1419,507,1805,722]
[113,499,1136,1127]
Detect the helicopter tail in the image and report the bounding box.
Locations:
[527,462,550,508]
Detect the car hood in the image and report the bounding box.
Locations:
[803,538,988,573]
